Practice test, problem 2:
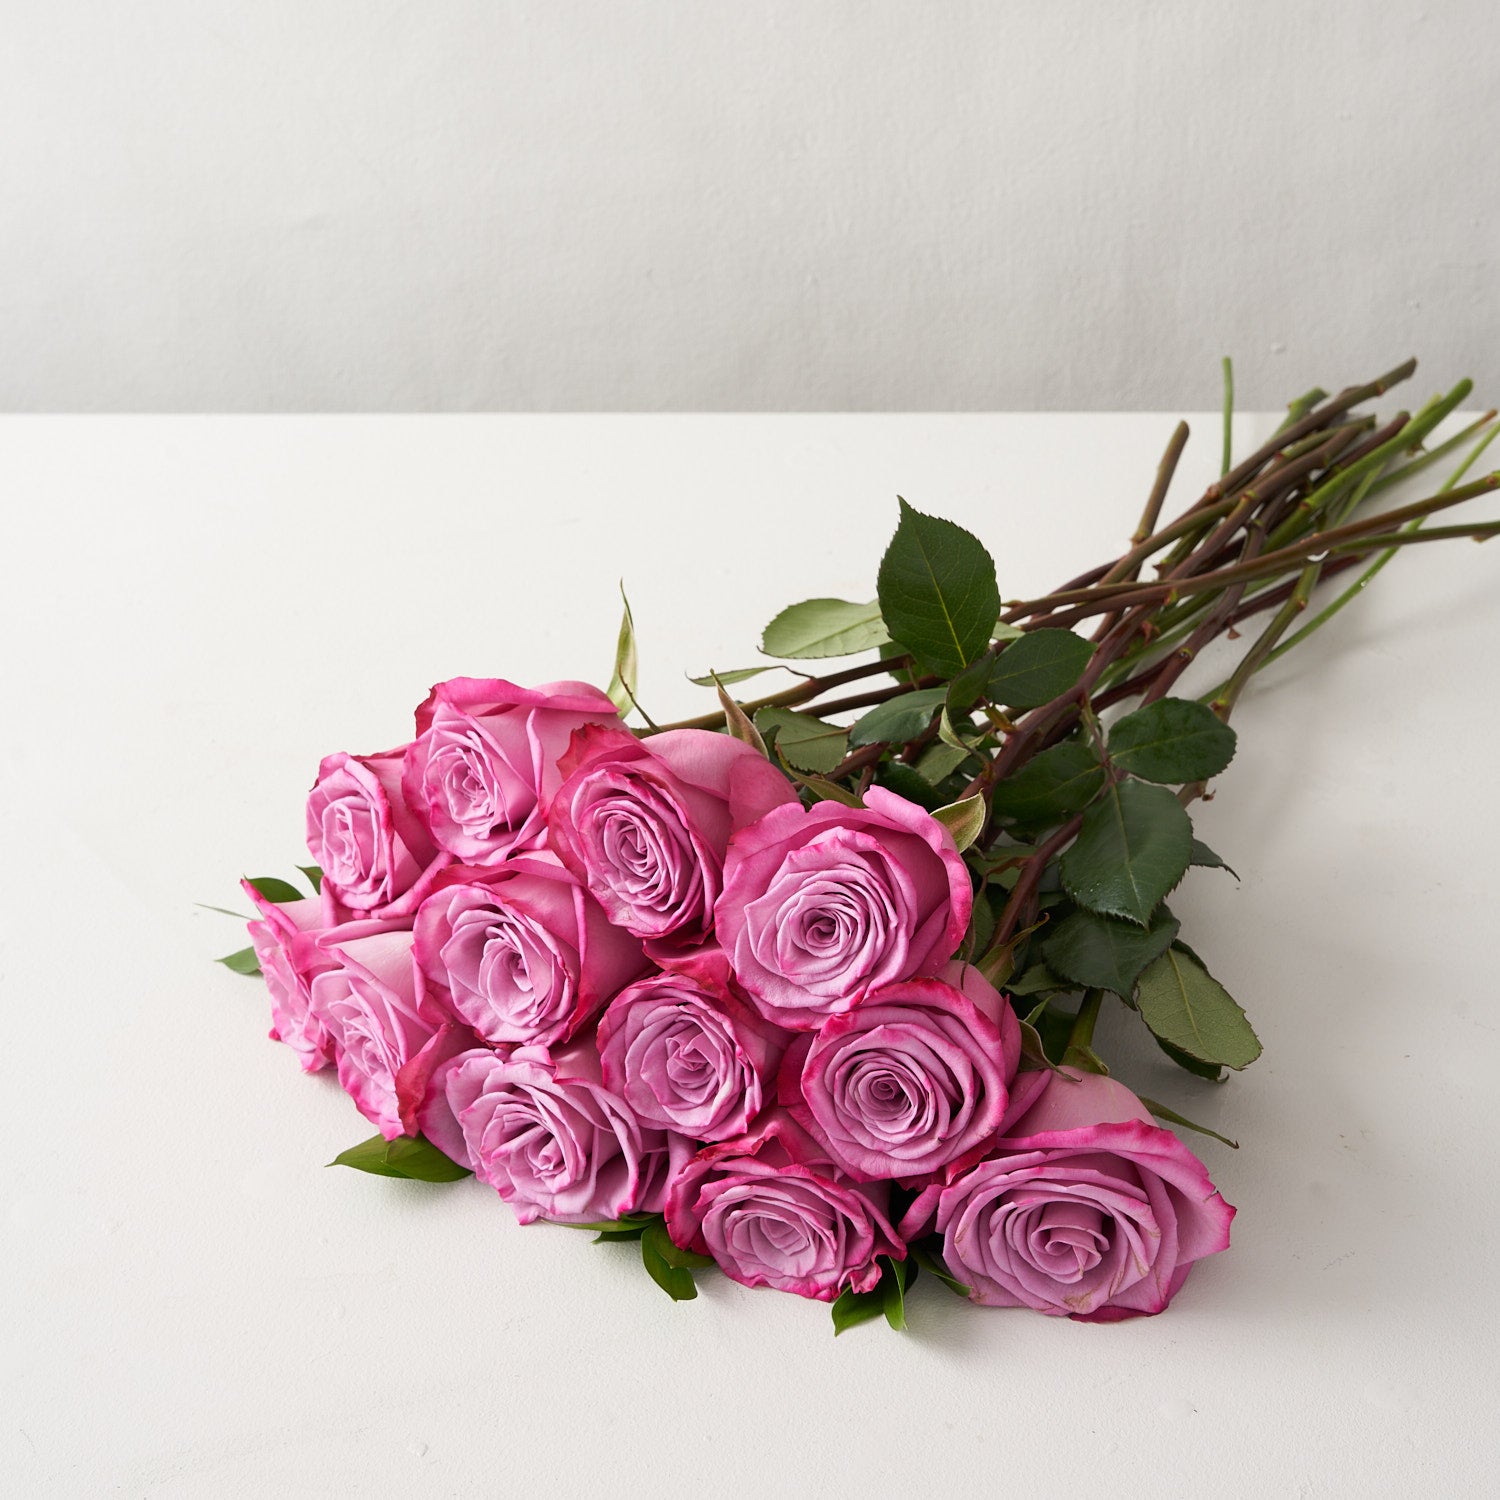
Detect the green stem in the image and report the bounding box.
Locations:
[1204,561,1322,720]
[1265,380,1472,548]
[1220,357,1234,478]
[1257,422,1500,672]
[1367,410,1496,495]
[1276,386,1329,434]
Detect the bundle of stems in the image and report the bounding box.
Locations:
[651,358,1498,1038]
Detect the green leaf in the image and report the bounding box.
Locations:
[1059,779,1193,926]
[1107,698,1237,784]
[713,674,769,758]
[1043,908,1181,996]
[1190,838,1239,879]
[784,768,863,807]
[1135,947,1262,1070]
[990,740,1105,825]
[830,1284,886,1335]
[687,665,793,687]
[1153,1035,1226,1082]
[1139,1097,1239,1150]
[986,629,1094,709]
[911,1244,970,1298]
[643,1216,713,1268]
[554,1214,657,1234]
[755,708,848,774]
[197,902,252,919]
[912,739,972,784]
[605,583,640,717]
[876,498,1000,677]
[937,706,982,754]
[1005,961,1064,997]
[964,884,1001,961]
[873,761,947,812]
[945,652,996,714]
[761,598,890,659]
[931,793,986,853]
[992,619,1025,643]
[298,864,323,894]
[216,946,261,976]
[847,687,948,747]
[881,1255,916,1331]
[640,1218,703,1301]
[593,1226,651,1243]
[329,1133,472,1182]
[246,876,304,905]
[879,639,920,685]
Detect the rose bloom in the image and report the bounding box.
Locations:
[597,952,787,1141]
[714,786,972,1030]
[907,1070,1235,1321]
[413,853,647,1049]
[308,926,438,1139]
[547,725,797,948]
[418,1040,691,1225]
[401,678,622,864]
[243,878,343,1072]
[779,961,1023,1182]
[306,747,444,917]
[665,1111,903,1301]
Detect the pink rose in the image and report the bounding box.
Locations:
[401,678,623,864]
[547,726,798,947]
[665,1111,903,1301]
[779,961,1023,1182]
[306,748,444,917]
[243,879,343,1072]
[910,1070,1235,1321]
[413,853,647,1048]
[714,786,973,1030]
[308,926,438,1139]
[416,1040,691,1225]
[597,951,787,1141]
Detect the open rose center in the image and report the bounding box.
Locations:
[1018,1202,1111,1282]
[318,795,376,886]
[428,728,529,839]
[756,856,907,995]
[440,902,572,1040]
[588,787,700,917]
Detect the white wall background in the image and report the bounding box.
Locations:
[1,1,1495,412]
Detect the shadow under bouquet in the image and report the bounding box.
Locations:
[221,359,1498,1331]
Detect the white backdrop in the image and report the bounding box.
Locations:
[1,2,1496,411]
[3,412,1498,1496]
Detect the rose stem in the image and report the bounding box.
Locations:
[1220,357,1234,479]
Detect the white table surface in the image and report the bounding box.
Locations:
[4,412,1498,1498]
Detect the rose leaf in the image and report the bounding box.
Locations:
[876,498,999,678]
[1107,698,1237,784]
[328,1133,472,1182]
[1058,779,1193,927]
[1135,946,1262,1070]
[761,598,891,659]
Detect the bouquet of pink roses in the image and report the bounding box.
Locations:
[222,359,1498,1330]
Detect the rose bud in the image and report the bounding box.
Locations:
[907,1069,1235,1321]
[413,852,648,1049]
[547,725,798,949]
[665,1111,903,1302]
[242,878,345,1073]
[401,678,623,864]
[779,961,1023,1182]
[306,747,445,918]
[714,786,972,1030]
[308,925,439,1139]
[416,1040,692,1225]
[597,952,787,1142]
